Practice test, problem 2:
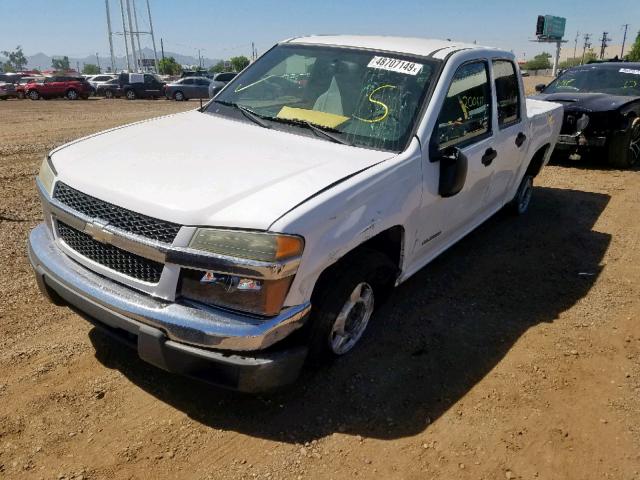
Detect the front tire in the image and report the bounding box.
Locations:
[66,89,79,100]
[105,90,114,99]
[173,91,185,101]
[607,118,640,169]
[307,250,396,363]
[125,89,136,100]
[27,90,40,100]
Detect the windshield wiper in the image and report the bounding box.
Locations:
[213,100,271,129]
[261,115,352,146]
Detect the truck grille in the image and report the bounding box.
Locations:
[53,182,181,244]
[57,221,163,283]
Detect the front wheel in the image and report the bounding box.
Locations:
[66,89,79,100]
[307,249,396,363]
[17,91,25,99]
[104,90,114,99]
[607,118,640,169]
[173,91,185,101]
[27,90,40,100]
[507,174,534,215]
[125,89,136,100]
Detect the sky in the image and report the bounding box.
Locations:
[0,0,638,62]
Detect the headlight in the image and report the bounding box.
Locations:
[184,229,304,316]
[189,229,303,262]
[38,155,56,195]
[180,269,294,316]
[576,113,589,134]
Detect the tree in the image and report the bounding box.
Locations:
[209,61,226,73]
[1,45,28,71]
[158,56,181,75]
[51,56,70,71]
[627,30,640,61]
[82,63,100,75]
[229,55,250,72]
[559,50,597,69]
[523,52,552,71]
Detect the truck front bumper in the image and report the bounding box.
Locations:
[28,224,310,392]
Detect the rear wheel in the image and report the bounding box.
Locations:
[307,249,396,363]
[17,91,25,99]
[27,90,40,100]
[66,89,79,100]
[125,89,136,100]
[104,89,114,99]
[507,174,534,215]
[608,118,640,169]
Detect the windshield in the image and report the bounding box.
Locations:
[544,66,640,96]
[205,44,440,151]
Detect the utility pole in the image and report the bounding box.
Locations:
[132,0,144,68]
[160,37,165,62]
[145,0,160,73]
[119,0,131,71]
[96,53,101,71]
[581,33,592,65]
[573,30,580,60]
[621,24,630,58]
[125,0,138,71]
[197,48,202,69]
[105,0,116,72]
[599,31,611,59]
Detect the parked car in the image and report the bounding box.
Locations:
[25,76,92,100]
[208,72,237,97]
[87,74,117,91]
[181,69,212,79]
[115,72,166,99]
[15,76,43,99]
[0,82,17,99]
[95,78,123,98]
[164,76,211,101]
[28,35,562,392]
[532,62,640,168]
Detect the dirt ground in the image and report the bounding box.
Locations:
[1,82,639,480]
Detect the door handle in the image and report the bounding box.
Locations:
[515,132,527,147]
[481,148,497,166]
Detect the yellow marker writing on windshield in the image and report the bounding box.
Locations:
[354,84,397,123]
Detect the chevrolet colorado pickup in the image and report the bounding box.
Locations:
[29,36,562,392]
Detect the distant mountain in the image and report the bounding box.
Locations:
[21,47,221,71]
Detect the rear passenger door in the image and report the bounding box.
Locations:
[485,59,527,208]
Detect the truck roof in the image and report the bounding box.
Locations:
[285,35,503,60]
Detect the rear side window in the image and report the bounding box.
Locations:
[218,73,236,82]
[493,60,521,128]
[434,61,492,150]
[182,78,194,85]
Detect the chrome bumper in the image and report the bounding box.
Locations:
[28,223,311,352]
[557,134,607,147]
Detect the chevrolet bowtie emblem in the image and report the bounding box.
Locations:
[84,219,113,244]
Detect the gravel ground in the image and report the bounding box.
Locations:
[0,86,639,480]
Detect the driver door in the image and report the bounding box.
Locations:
[415,60,496,260]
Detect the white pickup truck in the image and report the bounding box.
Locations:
[29,36,562,392]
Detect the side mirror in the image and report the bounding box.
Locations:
[535,83,546,93]
[438,146,468,197]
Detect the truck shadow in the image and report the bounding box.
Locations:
[89,186,611,442]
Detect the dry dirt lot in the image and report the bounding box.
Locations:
[1,86,639,480]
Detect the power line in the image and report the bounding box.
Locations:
[581,33,592,65]
[621,24,630,58]
[599,31,611,60]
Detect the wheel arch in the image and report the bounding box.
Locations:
[525,143,550,178]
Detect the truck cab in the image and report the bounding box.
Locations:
[28,36,562,392]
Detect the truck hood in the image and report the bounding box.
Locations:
[52,110,392,230]
[531,92,640,112]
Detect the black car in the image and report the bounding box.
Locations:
[532,63,640,168]
[96,78,123,98]
[111,73,166,100]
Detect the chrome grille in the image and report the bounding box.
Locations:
[53,182,181,244]
[57,221,163,283]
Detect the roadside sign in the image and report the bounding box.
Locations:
[536,15,566,40]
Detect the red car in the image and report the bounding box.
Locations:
[25,75,93,100]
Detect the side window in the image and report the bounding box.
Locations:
[435,61,492,150]
[493,60,521,128]
[182,78,194,85]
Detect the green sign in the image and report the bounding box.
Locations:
[540,15,566,40]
